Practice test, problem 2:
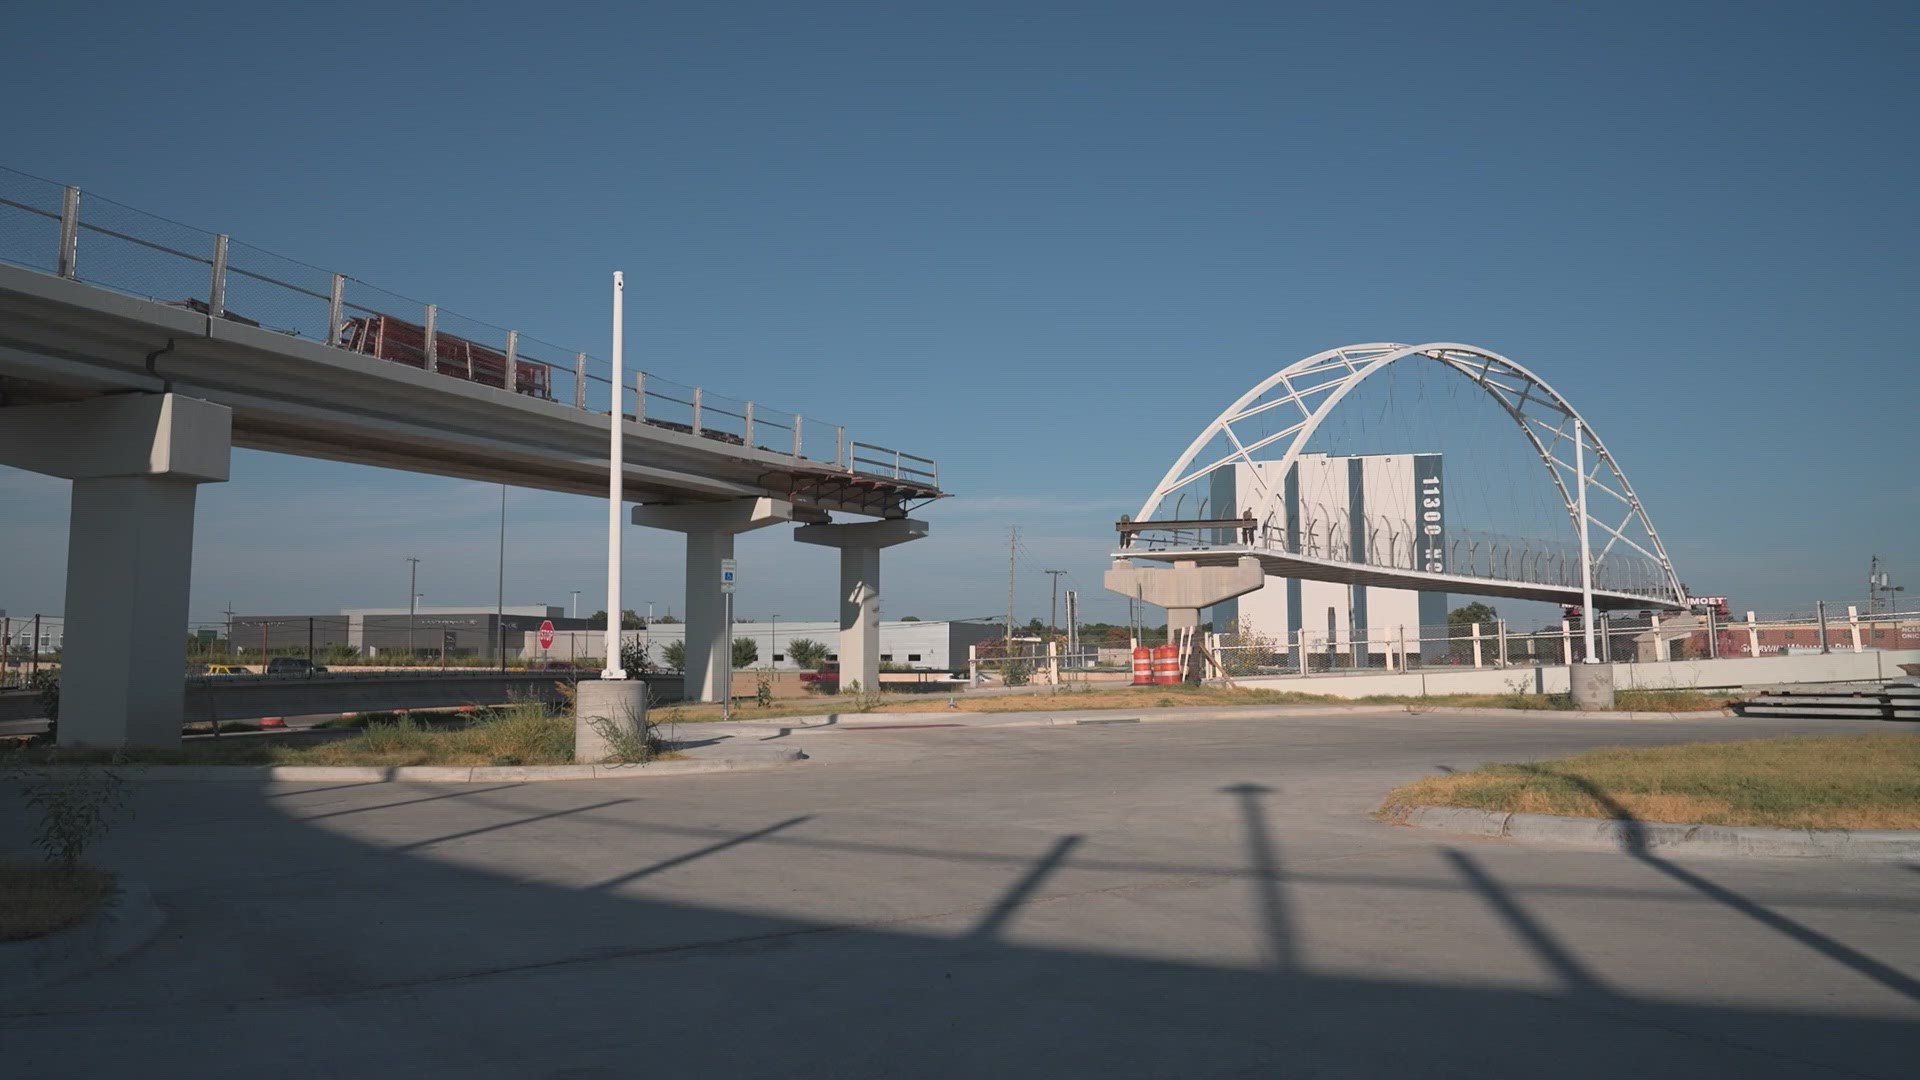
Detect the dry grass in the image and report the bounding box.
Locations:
[0,860,115,941]
[1380,733,1920,830]
[0,703,666,767]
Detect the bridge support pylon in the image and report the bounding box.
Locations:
[633,497,793,702]
[0,394,231,747]
[794,518,929,696]
[1105,557,1265,680]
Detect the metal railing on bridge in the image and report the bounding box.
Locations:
[1120,513,1675,602]
[0,166,937,489]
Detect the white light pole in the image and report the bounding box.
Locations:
[1575,418,1597,663]
[602,272,625,679]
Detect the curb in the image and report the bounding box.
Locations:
[115,748,808,784]
[0,878,165,1000]
[1399,805,1920,861]
[740,702,1735,734]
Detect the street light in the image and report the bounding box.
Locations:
[405,556,421,659]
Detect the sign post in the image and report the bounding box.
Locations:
[720,559,736,720]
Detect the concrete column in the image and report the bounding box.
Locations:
[1106,557,1265,685]
[574,678,649,763]
[632,498,793,702]
[0,395,231,747]
[1570,661,1615,710]
[794,518,928,695]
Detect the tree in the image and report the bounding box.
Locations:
[1101,625,1132,647]
[899,616,920,622]
[662,640,687,672]
[1448,602,1497,628]
[588,610,643,630]
[787,637,830,669]
[732,636,759,669]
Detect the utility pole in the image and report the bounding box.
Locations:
[405,556,421,659]
[1006,526,1018,645]
[497,484,507,672]
[1045,569,1066,642]
[225,602,235,662]
[601,270,626,681]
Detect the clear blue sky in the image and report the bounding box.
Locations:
[2,1,1915,627]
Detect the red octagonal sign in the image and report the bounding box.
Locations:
[538,619,556,650]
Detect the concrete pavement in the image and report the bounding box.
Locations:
[3,709,1915,1078]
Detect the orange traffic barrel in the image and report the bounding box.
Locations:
[1152,644,1181,685]
[1131,646,1153,686]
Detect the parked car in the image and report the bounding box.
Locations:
[200,664,248,676]
[266,657,328,676]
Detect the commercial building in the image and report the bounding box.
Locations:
[527,618,1003,673]
[1209,451,1448,658]
[232,606,591,660]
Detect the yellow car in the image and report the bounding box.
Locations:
[200,664,248,676]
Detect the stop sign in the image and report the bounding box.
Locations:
[538,619,556,650]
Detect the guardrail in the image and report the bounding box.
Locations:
[0,165,937,489]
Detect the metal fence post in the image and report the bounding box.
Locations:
[1398,625,1408,670]
[744,401,755,448]
[1598,614,1612,663]
[1746,610,1760,658]
[1705,606,1719,659]
[1847,605,1862,653]
[423,304,438,371]
[208,234,230,317]
[793,415,804,457]
[1296,629,1308,676]
[1816,600,1830,654]
[1649,612,1663,662]
[58,186,81,278]
[1561,618,1573,664]
[1471,622,1484,669]
[573,353,586,409]
[504,329,518,393]
[836,426,846,468]
[327,274,345,346]
[1497,618,1509,668]
[691,387,703,434]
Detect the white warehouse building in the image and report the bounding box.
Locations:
[1210,451,1449,657]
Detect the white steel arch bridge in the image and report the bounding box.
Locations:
[1117,342,1690,612]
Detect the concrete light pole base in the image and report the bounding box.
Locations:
[574,679,650,764]
[1570,662,1616,711]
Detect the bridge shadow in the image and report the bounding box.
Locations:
[1528,766,1920,1004]
[2,772,1914,1078]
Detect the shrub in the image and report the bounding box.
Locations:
[732,636,759,669]
[787,638,829,669]
[8,753,130,868]
[662,640,687,672]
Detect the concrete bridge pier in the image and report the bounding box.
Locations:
[1105,557,1265,681]
[0,394,231,746]
[794,518,928,695]
[633,497,793,702]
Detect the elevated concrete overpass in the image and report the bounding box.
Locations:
[0,173,942,746]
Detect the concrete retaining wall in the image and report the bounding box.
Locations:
[1240,649,1920,700]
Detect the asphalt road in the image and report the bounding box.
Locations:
[4,709,1915,1078]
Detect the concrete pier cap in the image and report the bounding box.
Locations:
[631,497,793,703]
[1104,556,1266,633]
[794,518,929,694]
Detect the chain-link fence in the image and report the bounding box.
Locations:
[0,165,922,481]
[0,614,63,689]
[1206,602,1920,681]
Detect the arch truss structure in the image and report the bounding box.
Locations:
[1128,342,1688,610]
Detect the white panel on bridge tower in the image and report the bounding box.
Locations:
[1211,451,1446,654]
